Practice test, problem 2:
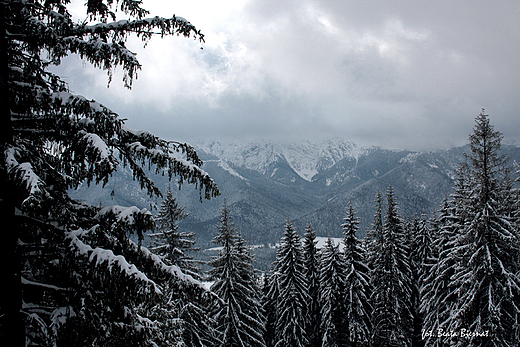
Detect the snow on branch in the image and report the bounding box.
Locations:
[96,205,155,245]
[97,205,153,227]
[119,126,220,200]
[4,145,46,210]
[61,36,141,88]
[136,242,204,289]
[66,228,162,295]
[21,277,72,292]
[83,15,204,42]
[79,131,111,159]
[66,221,206,299]
[53,91,115,117]
[31,88,220,200]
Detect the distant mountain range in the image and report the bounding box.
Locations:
[70,139,520,247]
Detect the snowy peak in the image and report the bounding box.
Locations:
[195,139,373,181]
[195,140,281,176]
[280,139,373,181]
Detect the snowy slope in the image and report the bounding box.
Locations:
[281,139,373,181]
[195,140,283,178]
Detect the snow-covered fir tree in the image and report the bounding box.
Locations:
[208,203,266,347]
[439,112,520,346]
[0,0,219,345]
[370,186,413,347]
[319,237,348,347]
[234,230,267,346]
[421,193,467,346]
[262,268,280,347]
[341,202,372,347]
[274,220,309,347]
[150,186,200,279]
[302,223,322,347]
[145,192,219,346]
[365,190,384,272]
[410,215,433,280]
[64,205,218,347]
[407,215,431,347]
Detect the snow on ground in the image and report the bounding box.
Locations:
[204,237,343,253]
[315,236,344,251]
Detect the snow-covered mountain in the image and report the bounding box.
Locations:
[195,139,373,182]
[70,139,520,248]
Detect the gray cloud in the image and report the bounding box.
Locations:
[58,0,520,151]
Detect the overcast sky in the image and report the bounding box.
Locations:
[58,0,520,151]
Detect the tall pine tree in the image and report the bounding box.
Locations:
[370,186,413,347]
[421,193,467,346]
[319,237,347,347]
[366,190,384,272]
[302,223,321,347]
[274,219,309,347]
[208,202,266,347]
[234,230,267,347]
[150,186,200,279]
[443,111,520,346]
[342,202,372,347]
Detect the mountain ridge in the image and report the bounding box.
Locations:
[70,139,520,247]
[194,139,376,182]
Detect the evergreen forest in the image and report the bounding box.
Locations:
[1,1,520,346]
